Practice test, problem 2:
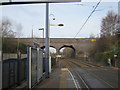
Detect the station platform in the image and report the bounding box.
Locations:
[35,63,77,89]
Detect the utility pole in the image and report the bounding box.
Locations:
[45,3,50,78]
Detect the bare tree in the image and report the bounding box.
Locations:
[1,17,24,53]
[88,11,118,64]
[1,17,16,38]
[100,11,118,37]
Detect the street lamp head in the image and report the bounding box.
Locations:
[58,24,64,26]
[39,28,44,30]
[53,18,55,20]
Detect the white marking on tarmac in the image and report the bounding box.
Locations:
[67,69,81,90]
[76,72,90,90]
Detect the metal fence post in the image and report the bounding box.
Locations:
[27,47,31,88]
[37,48,39,83]
[0,26,2,90]
[17,59,20,85]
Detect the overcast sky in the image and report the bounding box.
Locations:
[0,0,119,38]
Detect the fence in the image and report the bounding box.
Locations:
[2,58,27,89]
[2,47,57,89]
[27,47,43,88]
[2,53,27,60]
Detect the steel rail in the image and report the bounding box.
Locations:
[68,60,116,89]
[71,59,118,75]
[62,60,90,90]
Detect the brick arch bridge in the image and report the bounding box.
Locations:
[6,38,96,57]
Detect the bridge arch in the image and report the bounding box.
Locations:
[58,45,76,58]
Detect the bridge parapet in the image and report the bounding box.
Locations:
[3,38,96,57]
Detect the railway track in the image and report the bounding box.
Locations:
[69,59,119,75]
[61,59,118,90]
[62,60,90,90]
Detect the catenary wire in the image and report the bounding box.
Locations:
[74,0,101,38]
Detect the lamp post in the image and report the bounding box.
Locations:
[45,5,56,78]
[45,4,64,78]
[45,3,49,78]
[39,28,44,46]
[40,23,63,78]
